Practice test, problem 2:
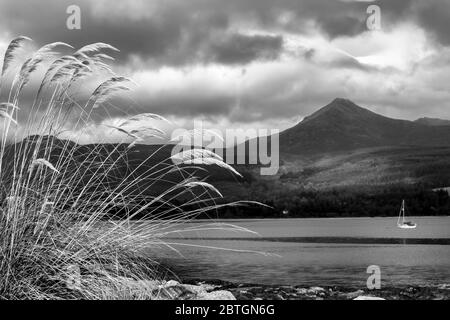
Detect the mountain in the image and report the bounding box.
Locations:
[222,99,450,217]
[4,100,450,218]
[279,98,450,155]
[414,117,450,127]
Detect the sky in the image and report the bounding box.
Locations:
[0,0,450,143]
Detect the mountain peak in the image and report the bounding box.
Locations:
[281,98,450,154]
[330,97,355,105]
[326,98,364,111]
[301,98,371,124]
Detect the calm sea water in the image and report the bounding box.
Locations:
[144,217,450,287]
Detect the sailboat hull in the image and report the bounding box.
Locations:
[397,200,417,229]
[397,223,417,229]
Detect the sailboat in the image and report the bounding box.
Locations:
[397,200,417,229]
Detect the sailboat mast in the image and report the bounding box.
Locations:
[402,200,405,223]
[396,199,416,228]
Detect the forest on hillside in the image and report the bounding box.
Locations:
[210,184,450,219]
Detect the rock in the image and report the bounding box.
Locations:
[152,280,207,299]
[195,290,236,300]
[296,288,308,295]
[180,284,207,295]
[151,280,236,300]
[306,286,325,296]
[107,277,168,299]
[437,284,450,290]
[130,281,450,300]
[165,280,180,287]
[344,289,365,299]
[353,296,385,300]
[157,284,195,300]
[199,283,221,291]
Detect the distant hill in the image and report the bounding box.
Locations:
[1,136,244,200]
[279,98,450,155]
[414,117,450,127]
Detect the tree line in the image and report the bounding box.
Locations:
[212,184,450,218]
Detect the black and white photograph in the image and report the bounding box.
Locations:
[0,0,449,309]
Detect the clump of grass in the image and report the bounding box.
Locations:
[0,36,249,299]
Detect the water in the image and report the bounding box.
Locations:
[144,217,450,287]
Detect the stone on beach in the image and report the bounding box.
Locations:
[343,289,365,299]
[195,290,236,300]
[152,279,236,300]
[108,278,449,300]
[437,284,450,290]
[353,296,385,300]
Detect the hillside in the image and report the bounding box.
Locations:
[2,98,449,218]
[277,146,450,189]
[217,99,450,217]
[279,98,450,155]
[414,117,450,126]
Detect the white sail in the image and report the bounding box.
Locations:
[397,200,404,225]
[397,200,417,229]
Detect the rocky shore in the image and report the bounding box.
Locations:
[57,276,450,299]
[165,279,450,300]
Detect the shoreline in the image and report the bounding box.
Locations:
[188,216,450,221]
[181,279,450,300]
[137,216,450,223]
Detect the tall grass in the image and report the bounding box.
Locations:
[0,36,250,299]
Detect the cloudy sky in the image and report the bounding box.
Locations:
[0,0,450,142]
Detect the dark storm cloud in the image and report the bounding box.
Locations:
[0,0,192,64]
[321,15,367,39]
[1,0,450,131]
[0,0,284,67]
[2,0,450,67]
[374,0,450,45]
[207,34,283,65]
[137,94,235,118]
[412,0,450,46]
